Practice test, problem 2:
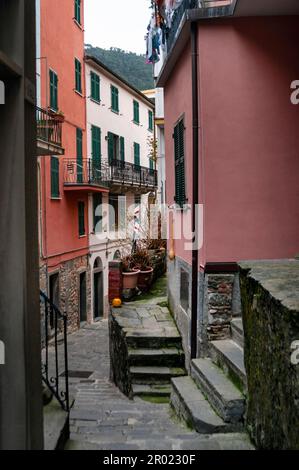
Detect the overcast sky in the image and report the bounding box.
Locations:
[84,0,151,55]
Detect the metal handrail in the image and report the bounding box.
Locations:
[109,159,158,188]
[40,290,69,412]
[63,159,110,188]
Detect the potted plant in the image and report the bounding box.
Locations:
[122,254,140,290]
[48,109,65,123]
[131,247,154,292]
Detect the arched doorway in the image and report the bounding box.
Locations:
[93,257,103,320]
[113,250,121,260]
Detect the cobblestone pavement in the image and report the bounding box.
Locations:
[65,321,253,450]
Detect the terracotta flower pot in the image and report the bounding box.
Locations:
[122,269,140,290]
[138,267,154,292]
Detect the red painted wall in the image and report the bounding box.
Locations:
[40,0,88,268]
[165,16,299,266]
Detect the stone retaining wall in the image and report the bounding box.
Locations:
[239,260,299,449]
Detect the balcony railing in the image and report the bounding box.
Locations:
[36,106,64,156]
[109,159,158,189]
[63,159,110,190]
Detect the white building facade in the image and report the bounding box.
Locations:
[85,55,156,319]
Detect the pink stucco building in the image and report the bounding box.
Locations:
[155,0,299,364]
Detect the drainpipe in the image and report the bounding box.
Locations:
[191,21,199,360]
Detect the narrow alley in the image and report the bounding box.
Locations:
[63,307,253,450]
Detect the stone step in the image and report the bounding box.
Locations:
[191,358,245,423]
[132,383,172,398]
[128,348,185,367]
[209,340,246,392]
[130,366,186,385]
[230,318,244,348]
[125,329,182,349]
[171,376,238,434]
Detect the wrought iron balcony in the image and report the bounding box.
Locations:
[36,106,64,156]
[63,159,110,193]
[109,159,158,191]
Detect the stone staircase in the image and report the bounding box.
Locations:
[127,336,186,400]
[171,316,246,433]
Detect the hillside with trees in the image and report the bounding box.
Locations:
[85,45,154,91]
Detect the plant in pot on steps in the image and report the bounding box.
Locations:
[131,246,154,293]
[121,254,140,291]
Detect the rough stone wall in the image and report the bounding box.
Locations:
[39,255,92,333]
[207,274,234,341]
[109,309,132,398]
[239,260,299,450]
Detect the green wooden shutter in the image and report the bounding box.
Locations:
[51,157,59,198]
[174,119,186,207]
[93,193,102,233]
[49,70,58,111]
[75,0,81,24]
[133,100,139,124]
[107,132,114,164]
[134,143,140,167]
[91,126,101,165]
[91,72,100,102]
[78,201,85,236]
[75,59,82,93]
[148,110,153,131]
[111,86,119,112]
[76,128,83,183]
[120,137,125,162]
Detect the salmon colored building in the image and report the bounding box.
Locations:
[155,0,299,364]
[37,0,108,329]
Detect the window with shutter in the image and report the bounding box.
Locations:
[148,110,153,131]
[49,70,58,111]
[51,157,60,198]
[90,72,100,102]
[76,128,83,183]
[75,58,82,93]
[120,137,125,162]
[93,193,102,233]
[74,0,81,24]
[78,201,85,236]
[91,126,101,165]
[111,85,119,113]
[133,100,140,124]
[174,119,186,207]
[134,143,140,167]
[107,132,115,164]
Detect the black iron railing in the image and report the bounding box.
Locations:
[40,291,69,412]
[166,0,198,53]
[36,106,63,148]
[110,159,158,188]
[63,159,110,189]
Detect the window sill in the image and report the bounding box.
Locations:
[133,121,140,126]
[73,18,83,31]
[79,234,86,238]
[51,196,61,200]
[74,89,83,97]
[90,97,101,105]
[111,109,119,115]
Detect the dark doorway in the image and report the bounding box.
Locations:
[79,272,87,323]
[49,272,59,329]
[94,271,103,320]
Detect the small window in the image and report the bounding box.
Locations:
[173,118,186,207]
[93,193,102,233]
[148,110,153,131]
[78,201,85,236]
[133,100,140,124]
[90,71,100,102]
[180,268,189,312]
[74,0,81,24]
[50,157,59,198]
[134,142,140,167]
[107,132,124,163]
[111,85,119,113]
[75,58,82,93]
[49,70,58,111]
